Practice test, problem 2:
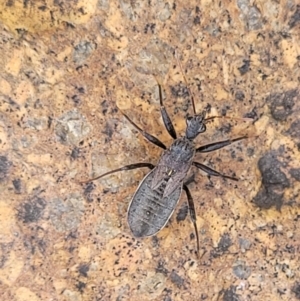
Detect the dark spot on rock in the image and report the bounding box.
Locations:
[76,281,86,293]
[101,99,109,115]
[287,119,300,141]
[170,83,189,99]
[221,106,230,116]
[253,185,284,210]
[18,197,46,223]
[218,233,232,251]
[258,151,289,187]
[284,244,295,254]
[78,263,90,277]
[48,116,52,129]
[223,286,239,301]
[73,41,95,65]
[37,239,47,254]
[156,260,169,276]
[71,147,80,160]
[152,236,159,248]
[16,28,27,35]
[66,231,78,240]
[33,99,43,109]
[247,147,255,157]
[144,23,156,34]
[83,182,95,203]
[6,0,14,7]
[292,281,300,299]
[77,87,85,94]
[235,90,245,101]
[71,94,81,105]
[244,107,258,120]
[170,270,184,288]
[38,5,47,11]
[290,168,300,181]
[103,188,110,194]
[205,103,211,113]
[238,60,250,75]
[253,150,289,210]
[0,156,11,181]
[211,233,232,258]
[12,178,22,194]
[102,120,117,142]
[176,204,188,222]
[288,5,300,28]
[238,238,252,251]
[268,89,297,121]
[232,260,251,279]
[0,243,12,268]
[194,15,200,25]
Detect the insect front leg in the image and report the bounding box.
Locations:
[157,83,177,140]
[79,163,155,183]
[183,185,200,256]
[192,161,238,181]
[122,112,166,149]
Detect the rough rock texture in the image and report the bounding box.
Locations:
[0,1,300,300]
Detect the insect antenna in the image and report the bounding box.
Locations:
[175,50,197,115]
[204,115,255,124]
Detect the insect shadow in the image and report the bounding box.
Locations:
[80,72,250,256]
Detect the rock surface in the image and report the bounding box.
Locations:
[0,1,300,300]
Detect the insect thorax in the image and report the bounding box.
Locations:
[160,137,195,169]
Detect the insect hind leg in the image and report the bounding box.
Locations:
[79,163,155,184]
[183,185,200,257]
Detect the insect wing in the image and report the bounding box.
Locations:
[151,165,189,199]
[150,164,169,190]
[127,168,182,238]
[163,166,189,198]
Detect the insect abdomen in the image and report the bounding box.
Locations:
[127,169,182,238]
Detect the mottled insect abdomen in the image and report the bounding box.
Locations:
[127,169,182,238]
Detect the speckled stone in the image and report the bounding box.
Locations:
[0,1,300,301]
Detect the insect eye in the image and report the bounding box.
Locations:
[186,116,193,127]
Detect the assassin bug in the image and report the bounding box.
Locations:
[80,60,249,255]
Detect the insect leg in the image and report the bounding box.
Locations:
[183,184,200,255]
[192,161,238,181]
[157,83,177,139]
[196,136,247,153]
[122,112,166,149]
[79,163,155,184]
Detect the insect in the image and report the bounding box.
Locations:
[80,66,249,255]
